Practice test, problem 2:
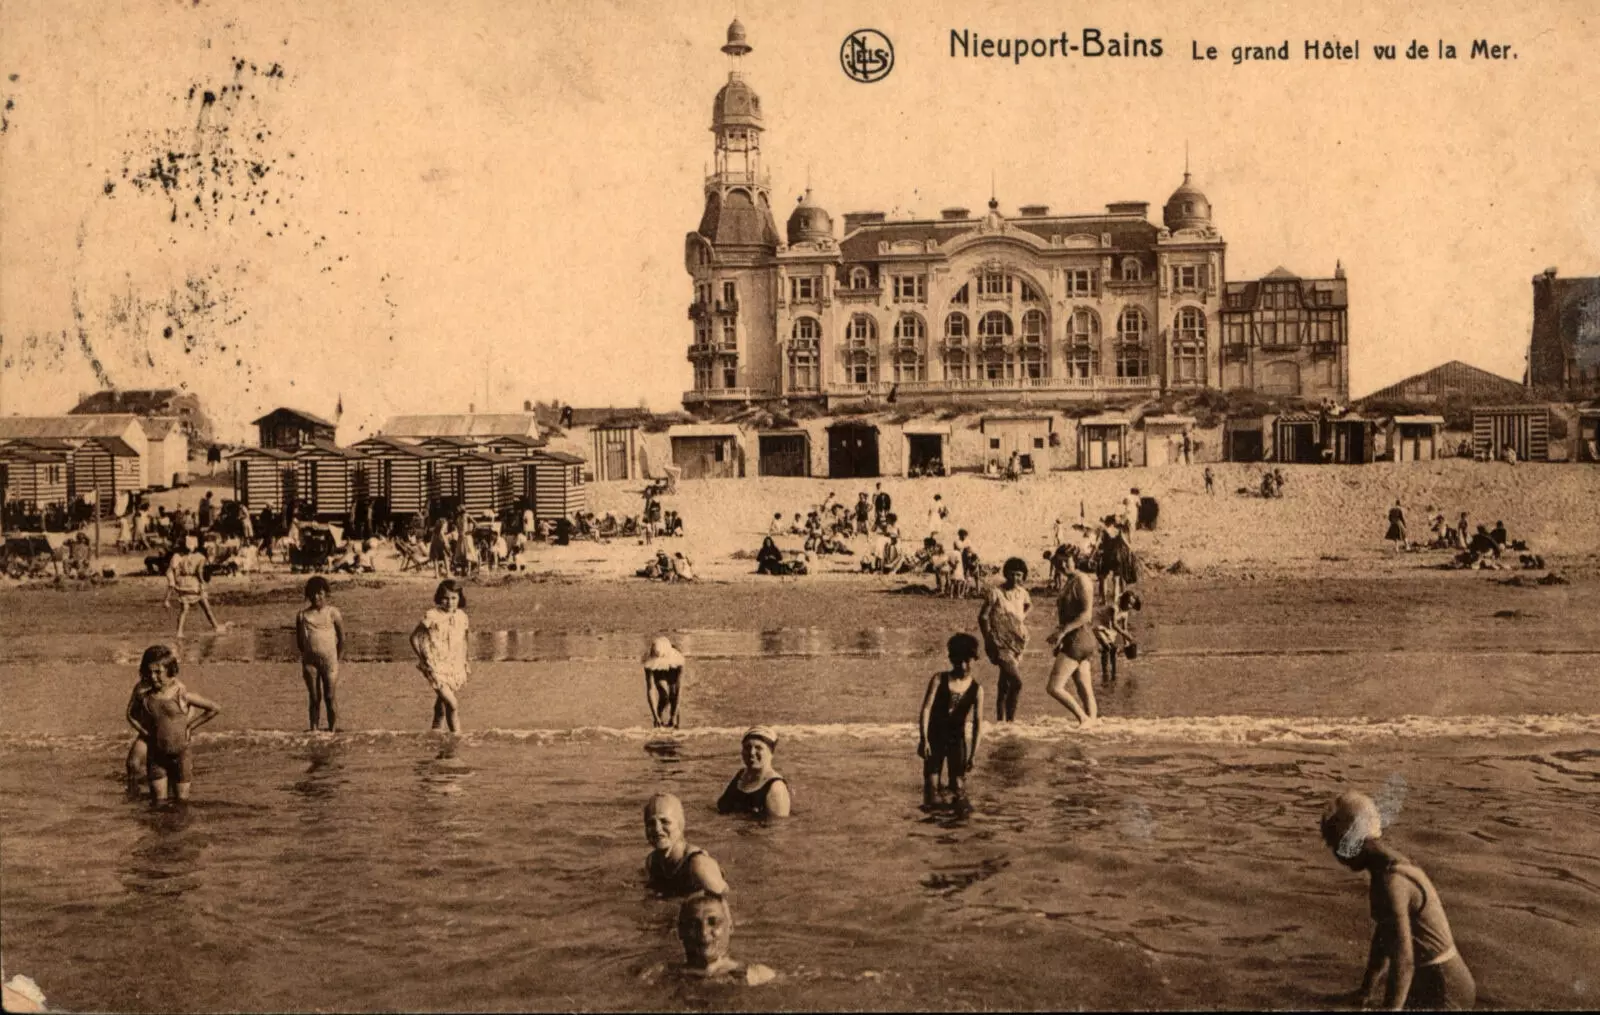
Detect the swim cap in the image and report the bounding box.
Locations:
[642,636,686,671]
[1320,791,1382,858]
[742,726,778,749]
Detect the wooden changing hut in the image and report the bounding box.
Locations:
[1471,406,1549,462]
[349,437,440,519]
[231,447,298,513]
[73,437,142,516]
[1076,415,1130,470]
[0,443,69,511]
[1388,415,1446,462]
[296,440,372,520]
[525,450,587,521]
[444,450,520,516]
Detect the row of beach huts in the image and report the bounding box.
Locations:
[0,415,191,520]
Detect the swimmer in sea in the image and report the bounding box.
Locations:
[295,576,345,732]
[978,557,1031,722]
[123,654,161,793]
[1321,790,1476,1011]
[716,727,791,817]
[639,894,776,987]
[126,644,221,804]
[643,635,686,729]
[918,633,983,809]
[644,794,728,897]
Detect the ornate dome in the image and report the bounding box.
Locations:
[722,17,752,57]
[712,74,763,130]
[786,189,833,244]
[1162,172,1212,230]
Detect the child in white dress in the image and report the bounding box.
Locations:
[410,579,471,733]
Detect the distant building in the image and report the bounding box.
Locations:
[1360,360,1527,405]
[1218,266,1350,401]
[680,18,1349,412]
[1529,268,1600,393]
[377,413,542,441]
[0,414,186,489]
[253,408,338,451]
[70,388,212,442]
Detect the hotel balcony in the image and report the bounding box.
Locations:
[683,387,763,403]
[827,375,1158,398]
[687,342,738,359]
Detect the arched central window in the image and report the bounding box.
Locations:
[844,314,878,385]
[944,312,969,346]
[978,311,1013,347]
[1173,307,1207,384]
[1116,307,1149,378]
[789,317,821,391]
[893,314,926,382]
[1019,309,1048,379]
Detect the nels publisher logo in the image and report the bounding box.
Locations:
[841,29,894,82]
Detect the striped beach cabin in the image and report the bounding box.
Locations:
[443,450,520,515]
[349,437,440,517]
[72,437,142,515]
[0,444,70,511]
[526,450,588,521]
[484,433,547,460]
[296,440,373,520]
[1472,406,1550,462]
[231,447,298,512]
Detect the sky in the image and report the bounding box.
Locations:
[2,0,1597,441]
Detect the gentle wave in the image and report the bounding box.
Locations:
[5,713,1598,751]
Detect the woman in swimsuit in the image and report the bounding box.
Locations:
[716,727,791,817]
[644,793,729,896]
[643,635,685,728]
[978,557,1031,722]
[1321,791,1476,1010]
[1045,556,1100,728]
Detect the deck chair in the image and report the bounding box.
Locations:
[395,538,429,572]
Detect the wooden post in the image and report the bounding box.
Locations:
[94,479,102,561]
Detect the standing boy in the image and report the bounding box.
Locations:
[918,633,984,809]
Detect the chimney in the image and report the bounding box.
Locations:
[842,211,886,233]
[524,399,533,412]
[940,207,971,220]
[1106,201,1150,217]
[1018,204,1050,216]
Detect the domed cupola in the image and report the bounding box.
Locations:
[786,189,833,245]
[1162,172,1212,231]
[713,76,763,130]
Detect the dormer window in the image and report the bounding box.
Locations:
[892,274,927,303]
[1120,258,1142,282]
[1316,290,1332,307]
[850,267,871,290]
[1183,202,1195,214]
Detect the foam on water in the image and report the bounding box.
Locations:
[6,712,1597,752]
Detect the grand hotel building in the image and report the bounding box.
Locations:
[683,20,1350,412]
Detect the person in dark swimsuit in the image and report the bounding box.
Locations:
[917,633,984,808]
[1321,791,1476,1010]
[716,726,791,817]
[1045,556,1100,728]
[643,794,728,897]
[126,644,221,805]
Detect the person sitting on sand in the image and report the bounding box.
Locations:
[1045,556,1100,728]
[1320,791,1475,1011]
[1490,520,1508,549]
[918,633,983,809]
[643,636,685,728]
[638,894,775,986]
[768,512,784,536]
[644,794,728,897]
[126,644,222,805]
[978,557,1031,722]
[755,536,785,577]
[671,552,697,582]
[717,726,791,817]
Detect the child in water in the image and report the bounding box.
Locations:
[643,793,728,897]
[1096,589,1141,686]
[1320,791,1476,1011]
[410,579,470,733]
[125,644,221,804]
[295,576,345,732]
[918,633,984,809]
[643,635,685,728]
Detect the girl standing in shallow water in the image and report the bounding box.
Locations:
[410,579,470,733]
[295,576,345,732]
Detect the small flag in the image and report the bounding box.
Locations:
[336,393,344,419]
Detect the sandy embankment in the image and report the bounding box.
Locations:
[578,459,1600,581]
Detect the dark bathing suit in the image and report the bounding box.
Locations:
[1055,578,1099,662]
[925,673,979,779]
[717,775,787,816]
[646,846,708,896]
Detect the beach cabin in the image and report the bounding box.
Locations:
[295,440,371,520]
[524,450,588,521]
[231,447,298,514]
[253,408,337,452]
[138,418,190,488]
[899,422,951,477]
[824,421,880,479]
[1077,415,1130,470]
[0,444,69,512]
[669,423,746,479]
[1327,415,1376,464]
[485,433,547,461]
[1141,414,1196,467]
[1471,406,1549,462]
[72,437,142,516]
[589,424,640,481]
[980,416,1053,474]
[1272,412,1321,464]
[757,430,812,477]
[0,415,156,488]
[349,437,439,520]
[1224,418,1266,462]
[443,450,520,516]
[1577,409,1600,463]
[1388,415,1446,462]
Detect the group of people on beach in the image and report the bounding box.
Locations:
[1386,501,1544,569]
